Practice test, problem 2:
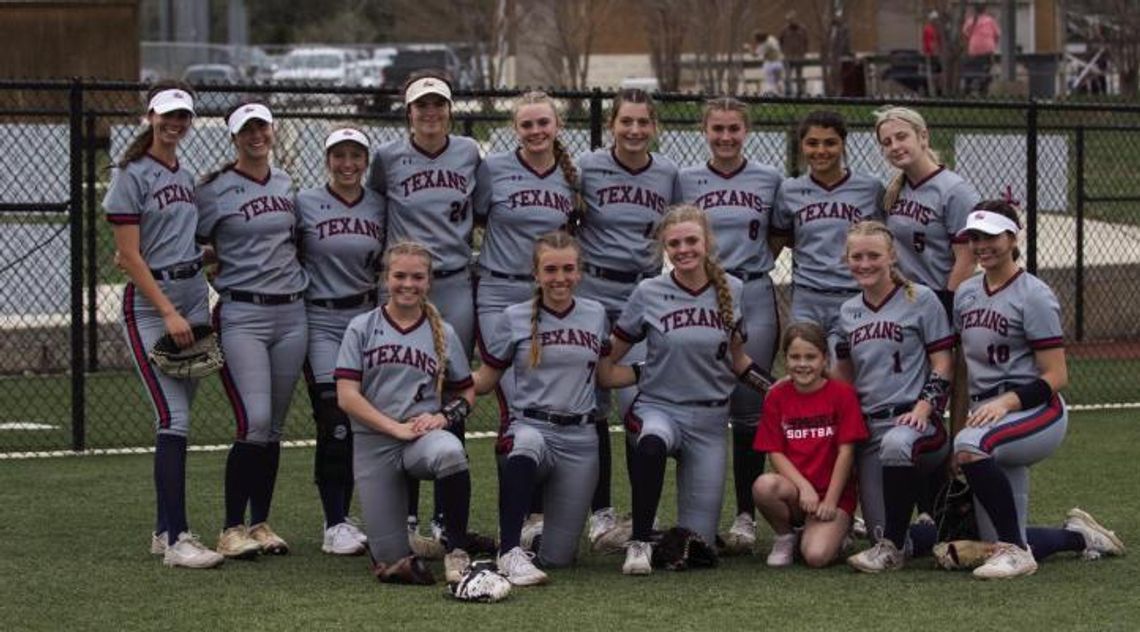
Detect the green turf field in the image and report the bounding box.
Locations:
[0,410,1137,631]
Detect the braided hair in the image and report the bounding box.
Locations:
[384,241,448,395]
[656,205,736,335]
[527,231,581,368]
[512,91,582,221]
[847,220,917,302]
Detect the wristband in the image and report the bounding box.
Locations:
[918,371,951,415]
[631,362,644,383]
[738,362,774,393]
[440,397,471,429]
[1013,378,1052,410]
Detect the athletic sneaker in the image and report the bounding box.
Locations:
[431,518,445,543]
[847,538,904,573]
[852,515,868,539]
[1064,507,1126,560]
[622,540,653,575]
[444,548,471,584]
[249,522,289,555]
[498,546,549,586]
[216,525,261,560]
[164,532,224,569]
[520,514,545,552]
[408,524,446,560]
[588,507,618,544]
[933,540,995,570]
[973,543,1038,579]
[345,517,368,544]
[720,513,757,555]
[150,531,168,555]
[323,522,366,556]
[766,532,798,567]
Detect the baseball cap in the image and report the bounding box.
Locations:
[404,77,452,105]
[148,89,195,116]
[324,128,371,151]
[957,210,1019,238]
[227,103,273,135]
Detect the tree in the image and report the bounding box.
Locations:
[1086,1,1140,95]
[929,0,970,96]
[532,0,616,89]
[645,0,688,91]
[689,0,753,94]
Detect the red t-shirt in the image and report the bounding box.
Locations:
[754,379,868,513]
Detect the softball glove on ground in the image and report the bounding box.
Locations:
[148,324,223,379]
[449,561,512,603]
[652,527,718,571]
[370,554,436,585]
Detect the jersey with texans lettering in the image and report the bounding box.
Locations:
[104,154,201,270]
[885,167,980,291]
[296,185,386,300]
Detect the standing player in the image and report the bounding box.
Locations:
[602,205,772,575]
[772,111,884,357]
[833,221,954,572]
[752,322,867,568]
[473,91,578,446]
[297,128,385,556]
[952,201,1123,579]
[577,88,680,547]
[473,232,619,585]
[335,241,476,584]
[106,82,223,569]
[675,97,783,554]
[197,102,309,559]
[366,72,481,541]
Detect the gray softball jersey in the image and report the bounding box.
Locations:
[474,150,575,274]
[773,170,885,291]
[837,283,955,413]
[614,272,744,403]
[481,297,611,418]
[104,155,202,270]
[366,136,480,272]
[296,185,387,300]
[195,166,308,295]
[953,270,1064,399]
[885,167,981,291]
[676,161,783,274]
[577,148,679,274]
[335,306,473,432]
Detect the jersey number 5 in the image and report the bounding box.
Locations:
[912,231,926,253]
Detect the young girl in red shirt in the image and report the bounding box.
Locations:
[752,321,868,567]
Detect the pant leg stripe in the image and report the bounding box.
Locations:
[911,420,947,462]
[980,395,1064,454]
[123,283,172,429]
[212,303,250,440]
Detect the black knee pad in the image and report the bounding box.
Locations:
[310,384,353,487]
[637,434,667,460]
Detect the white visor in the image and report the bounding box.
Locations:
[957,210,1019,238]
[148,89,195,116]
[404,77,452,105]
[227,103,273,135]
[324,128,371,151]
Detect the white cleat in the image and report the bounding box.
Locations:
[344,517,368,544]
[323,522,366,556]
[1064,507,1125,560]
[720,513,757,555]
[520,513,545,552]
[151,531,168,555]
[973,543,1038,579]
[498,546,549,586]
[767,532,798,567]
[164,532,225,569]
[622,540,653,575]
[847,538,905,573]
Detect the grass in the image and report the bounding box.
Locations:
[0,409,1138,631]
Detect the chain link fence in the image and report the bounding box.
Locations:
[1,80,1138,454]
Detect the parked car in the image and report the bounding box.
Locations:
[382,45,470,92]
[181,64,244,115]
[272,47,352,105]
[347,58,393,113]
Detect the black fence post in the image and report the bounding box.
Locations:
[589,88,603,150]
[85,113,98,372]
[69,78,86,452]
[1026,100,1038,275]
[1075,127,1086,342]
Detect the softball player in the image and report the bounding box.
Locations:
[772,111,884,357]
[473,232,615,585]
[952,201,1123,578]
[105,82,223,569]
[752,322,868,568]
[833,221,954,573]
[676,97,782,553]
[197,102,309,559]
[604,205,770,575]
[365,72,480,538]
[334,241,476,584]
[297,128,385,555]
[577,88,680,546]
[473,91,577,442]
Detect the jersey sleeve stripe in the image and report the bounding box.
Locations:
[106,213,141,225]
[333,368,363,381]
[1028,336,1064,350]
[925,335,956,352]
[446,376,475,390]
[612,325,644,344]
